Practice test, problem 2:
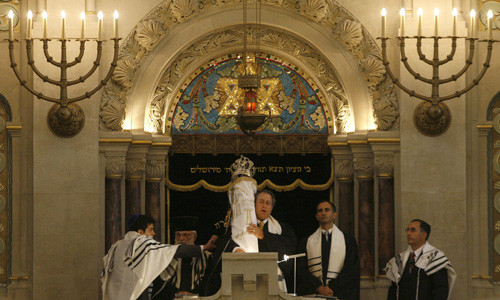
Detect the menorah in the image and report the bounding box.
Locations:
[380,8,497,136]
[5,10,119,137]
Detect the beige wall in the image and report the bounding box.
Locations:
[0,0,499,298]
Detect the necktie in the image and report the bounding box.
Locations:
[409,252,416,273]
[323,231,330,242]
[259,221,264,229]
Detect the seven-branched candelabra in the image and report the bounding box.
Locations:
[5,10,120,137]
[380,8,497,136]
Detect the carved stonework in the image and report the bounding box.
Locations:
[353,157,373,179]
[99,0,398,133]
[335,159,353,180]
[105,155,126,178]
[47,103,85,138]
[126,158,146,179]
[146,159,165,179]
[374,155,393,177]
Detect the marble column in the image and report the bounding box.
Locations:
[354,156,375,278]
[125,158,145,225]
[146,158,165,242]
[375,155,395,275]
[104,155,125,251]
[334,158,355,237]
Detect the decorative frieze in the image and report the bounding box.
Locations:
[374,155,394,177]
[335,159,353,180]
[146,159,165,180]
[126,158,146,179]
[353,157,374,179]
[105,155,126,178]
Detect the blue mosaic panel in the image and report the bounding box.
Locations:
[171,58,328,134]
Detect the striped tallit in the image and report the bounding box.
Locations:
[306,225,346,285]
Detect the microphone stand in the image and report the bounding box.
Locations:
[280,253,305,296]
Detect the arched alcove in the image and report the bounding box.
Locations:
[99,1,399,134]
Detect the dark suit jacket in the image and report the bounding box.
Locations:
[296,232,360,300]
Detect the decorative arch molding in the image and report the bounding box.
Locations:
[99,0,399,132]
[153,26,341,134]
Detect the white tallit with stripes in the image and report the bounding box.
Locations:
[385,242,456,300]
[170,251,210,290]
[100,231,179,300]
[306,225,346,285]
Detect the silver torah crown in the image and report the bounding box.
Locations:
[230,155,256,180]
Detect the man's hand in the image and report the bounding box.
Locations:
[234,248,246,253]
[177,291,192,295]
[247,224,264,239]
[317,285,333,296]
[203,235,218,251]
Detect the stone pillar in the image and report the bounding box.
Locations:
[146,156,166,242]
[351,138,374,278]
[374,154,394,275]
[125,158,145,225]
[332,146,355,237]
[104,155,126,251]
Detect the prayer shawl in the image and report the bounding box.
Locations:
[267,215,282,235]
[385,242,456,300]
[228,176,258,252]
[170,250,211,291]
[101,231,179,300]
[306,225,346,285]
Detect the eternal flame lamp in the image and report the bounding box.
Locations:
[236,0,269,134]
[380,7,497,136]
[5,9,120,137]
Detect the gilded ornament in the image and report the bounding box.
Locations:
[353,157,373,178]
[135,19,163,51]
[494,140,500,149]
[494,151,500,174]
[496,181,500,190]
[0,117,5,133]
[0,195,5,213]
[335,159,353,180]
[495,193,500,213]
[113,59,136,89]
[0,184,5,191]
[171,0,199,22]
[173,106,189,130]
[495,234,500,255]
[0,238,4,255]
[310,106,325,130]
[496,265,500,273]
[337,19,363,49]
[0,224,5,233]
[494,115,500,134]
[495,221,500,231]
[105,155,126,178]
[493,108,500,114]
[0,144,4,151]
[126,158,146,178]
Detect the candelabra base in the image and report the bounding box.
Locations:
[413,102,451,136]
[47,103,85,138]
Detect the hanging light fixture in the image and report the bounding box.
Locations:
[237,0,268,134]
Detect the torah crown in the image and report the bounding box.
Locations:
[230,155,256,180]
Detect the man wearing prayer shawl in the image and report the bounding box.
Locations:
[100,215,216,300]
[161,216,214,298]
[296,201,360,300]
[385,219,456,300]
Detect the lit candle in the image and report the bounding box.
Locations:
[27,10,33,39]
[452,8,457,36]
[434,8,439,36]
[488,10,493,40]
[80,11,85,39]
[61,10,66,39]
[97,11,103,41]
[417,8,423,36]
[8,10,13,41]
[42,10,47,39]
[400,8,405,36]
[381,8,387,37]
[113,10,118,39]
[469,9,476,38]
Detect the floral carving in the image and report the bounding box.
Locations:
[337,19,363,49]
[146,159,166,179]
[374,155,393,177]
[100,0,399,132]
[135,19,163,51]
[353,157,373,178]
[105,155,126,177]
[126,158,146,178]
[335,159,353,179]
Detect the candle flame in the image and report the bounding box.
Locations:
[80,11,86,20]
[400,8,405,16]
[381,8,387,17]
[98,11,103,20]
[417,8,423,16]
[61,10,66,19]
[434,8,439,16]
[452,8,457,16]
[27,10,33,19]
[8,10,13,19]
[113,10,119,19]
[488,10,493,19]
[470,9,476,18]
